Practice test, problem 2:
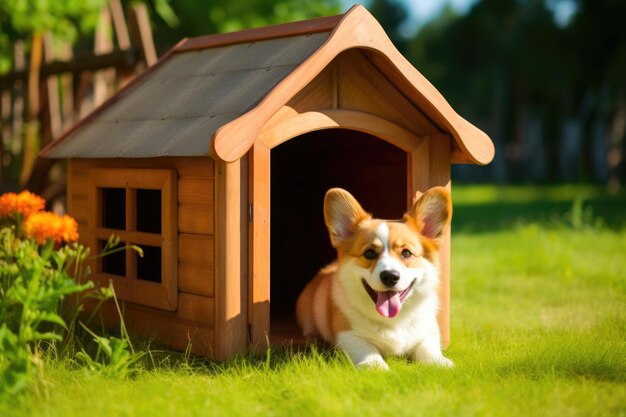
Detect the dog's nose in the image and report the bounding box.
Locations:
[380,270,400,287]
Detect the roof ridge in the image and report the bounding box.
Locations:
[175,13,343,53]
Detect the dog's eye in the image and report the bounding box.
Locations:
[401,249,413,259]
[363,249,378,260]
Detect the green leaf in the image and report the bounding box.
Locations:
[31,331,63,341]
[37,311,67,328]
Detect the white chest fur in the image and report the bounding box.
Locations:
[345,295,440,356]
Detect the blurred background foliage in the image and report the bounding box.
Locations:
[402,0,626,189]
[0,0,624,192]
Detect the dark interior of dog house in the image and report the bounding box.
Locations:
[270,129,408,342]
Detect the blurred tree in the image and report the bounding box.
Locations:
[0,0,107,74]
[406,0,626,186]
[565,0,626,189]
[368,0,410,54]
[0,0,107,193]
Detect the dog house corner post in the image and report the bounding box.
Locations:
[409,134,451,348]
[214,158,247,360]
[248,142,271,353]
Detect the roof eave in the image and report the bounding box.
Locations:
[212,4,494,165]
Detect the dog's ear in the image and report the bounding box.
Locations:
[408,187,452,240]
[324,188,370,247]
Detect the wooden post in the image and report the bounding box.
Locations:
[12,41,26,149]
[94,8,115,106]
[58,42,75,133]
[109,0,131,50]
[409,134,451,347]
[130,3,157,67]
[43,33,62,139]
[109,0,134,87]
[215,159,247,360]
[19,33,43,186]
[248,142,271,352]
[0,88,10,182]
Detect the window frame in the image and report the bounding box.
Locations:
[88,168,178,311]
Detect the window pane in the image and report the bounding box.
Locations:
[136,189,161,234]
[100,240,126,276]
[102,188,125,230]
[137,245,162,283]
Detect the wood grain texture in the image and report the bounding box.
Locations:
[87,167,178,311]
[69,196,88,223]
[177,292,214,325]
[259,109,423,152]
[91,299,215,357]
[248,142,270,352]
[69,157,214,177]
[214,159,247,360]
[178,234,214,265]
[179,262,213,297]
[336,50,439,137]
[69,158,216,302]
[409,135,451,347]
[178,204,213,235]
[286,65,334,114]
[178,177,213,205]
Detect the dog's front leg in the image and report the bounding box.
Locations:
[410,334,453,367]
[336,331,389,370]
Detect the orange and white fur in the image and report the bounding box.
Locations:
[296,187,453,370]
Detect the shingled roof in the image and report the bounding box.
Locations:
[41,5,494,165]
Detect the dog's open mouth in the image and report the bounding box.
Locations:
[362,278,416,318]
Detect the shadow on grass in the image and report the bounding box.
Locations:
[138,341,347,375]
[486,327,626,384]
[453,191,626,233]
[495,349,625,383]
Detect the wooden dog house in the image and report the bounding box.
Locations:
[41,5,494,360]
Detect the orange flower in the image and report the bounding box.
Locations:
[0,190,45,218]
[23,212,79,245]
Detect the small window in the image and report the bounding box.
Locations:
[136,189,162,234]
[89,168,177,310]
[100,239,126,276]
[137,245,162,283]
[102,188,125,230]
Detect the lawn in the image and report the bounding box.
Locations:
[3,185,625,417]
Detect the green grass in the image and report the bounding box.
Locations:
[3,185,626,417]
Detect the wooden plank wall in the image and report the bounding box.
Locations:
[286,50,440,139]
[68,157,216,356]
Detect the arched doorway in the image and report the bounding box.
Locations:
[268,129,408,343]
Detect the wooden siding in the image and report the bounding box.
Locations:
[335,50,440,137]
[409,136,452,347]
[68,157,216,356]
[89,298,214,356]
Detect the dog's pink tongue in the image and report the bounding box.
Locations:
[375,291,401,318]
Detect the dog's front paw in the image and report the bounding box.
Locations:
[412,348,454,367]
[436,356,454,368]
[418,355,454,368]
[356,357,390,371]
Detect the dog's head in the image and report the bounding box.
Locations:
[324,187,451,319]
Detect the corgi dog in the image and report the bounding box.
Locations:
[295,187,453,370]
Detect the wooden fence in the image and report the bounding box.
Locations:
[0,0,157,204]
